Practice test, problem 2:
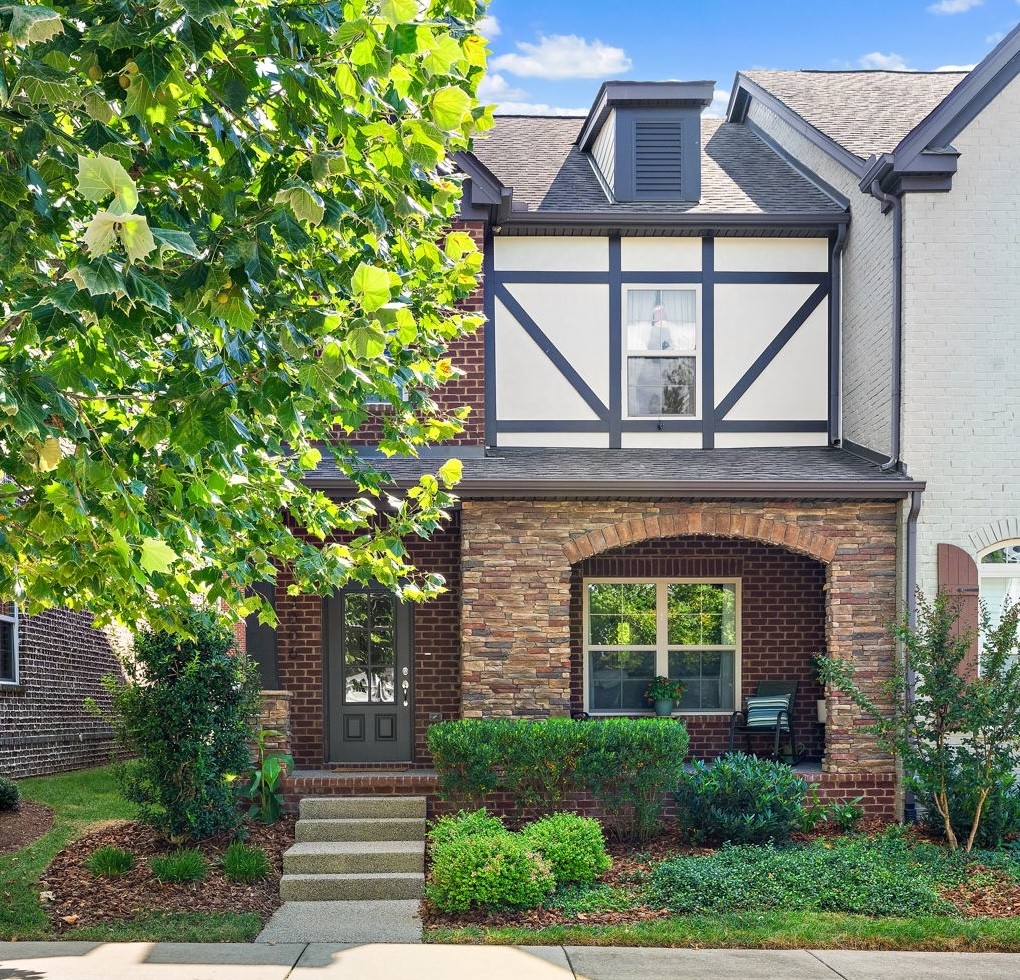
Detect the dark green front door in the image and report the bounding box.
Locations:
[325,589,413,764]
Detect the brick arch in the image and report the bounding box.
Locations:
[967,518,1020,555]
[562,512,837,566]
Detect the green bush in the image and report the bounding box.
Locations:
[150,848,208,883]
[87,846,135,877]
[574,718,689,842]
[221,841,271,882]
[427,808,508,854]
[426,719,505,804]
[649,832,958,917]
[519,812,612,885]
[107,608,262,841]
[0,775,19,811]
[920,755,1020,849]
[673,752,807,844]
[426,834,555,913]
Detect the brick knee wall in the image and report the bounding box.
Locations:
[0,608,125,779]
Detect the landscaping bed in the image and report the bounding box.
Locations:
[40,815,294,934]
[0,801,54,856]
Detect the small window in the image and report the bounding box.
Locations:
[584,579,738,713]
[341,592,396,704]
[0,602,19,685]
[980,545,1020,632]
[625,288,698,418]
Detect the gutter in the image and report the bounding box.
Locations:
[829,223,848,445]
[495,211,848,236]
[864,160,903,473]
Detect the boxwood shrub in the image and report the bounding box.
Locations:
[519,812,612,885]
[427,808,508,854]
[426,834,555,913]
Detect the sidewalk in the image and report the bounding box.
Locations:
[2,942,1020,980]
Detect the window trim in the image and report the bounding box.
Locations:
[582,577,741,716]
[978,541,1020,670]
[0,603,19,686]
[622,284,702,421]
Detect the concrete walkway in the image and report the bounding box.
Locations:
[2,943,1020,979]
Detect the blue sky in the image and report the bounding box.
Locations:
[477,0,1019,115]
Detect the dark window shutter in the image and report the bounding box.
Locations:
[245,581,278,689]
[634,119,684,197]
[937,543,979,679]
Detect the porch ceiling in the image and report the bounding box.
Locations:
[307,446,924,500]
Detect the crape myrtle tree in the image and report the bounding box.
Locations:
[0,0,491,630]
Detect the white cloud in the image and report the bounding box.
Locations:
[928,0,982,12]
[935,63,976,71]
[986,30,1007,44]
[476,14,500,38]
[859,51,911,70]
[477,73,527,104]
[493,102,590,116]
[705,88,731,119]
[491,34,632,79]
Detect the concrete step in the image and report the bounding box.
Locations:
[294,817,426,843]
[283,840,425,875]
[280,871,425,902]
[299,796,426,820]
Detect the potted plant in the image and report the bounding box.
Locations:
[644,676,686,716]
[812,654,828,723]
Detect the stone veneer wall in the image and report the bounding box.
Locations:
[570,535,827,760]
[273,515,462,769]
[461,498,900,779]
[0,608,124,778]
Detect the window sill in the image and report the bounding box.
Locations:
[587,709,734,717]
[0,682,24,693]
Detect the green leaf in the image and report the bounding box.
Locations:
[76,155,138,214]
[151,227,200,258]
[378,0,418,24]
[437,457,462,488]
[8,5,63,45]
[274,182,325,227]
[351,263,392,313]
[83,92,115,125]
[82,211,156,265]
[66,258,127,298]
[134,415,171,450]
[430,86,472,131]
[139,537,177,574]
[126,268,171,311]
[348,321,387,359]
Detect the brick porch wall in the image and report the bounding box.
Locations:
[273,516,461,769]
[461,499,899,783]
[570,536,827,761]
[0,608,124,779]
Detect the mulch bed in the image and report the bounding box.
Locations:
[0,802,55,856]
[40,816,294,932]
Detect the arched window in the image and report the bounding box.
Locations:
[979,542,1020,630]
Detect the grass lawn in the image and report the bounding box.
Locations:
[425,912,1020,951]
[0,765,261,942]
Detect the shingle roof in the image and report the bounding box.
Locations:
[742,70,967,160]
[469,116,845,216]
[307,447,923,498]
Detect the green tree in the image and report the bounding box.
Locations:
[819,591,1020,852]
[0,0,489,630]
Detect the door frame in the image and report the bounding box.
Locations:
[323,587,415,764]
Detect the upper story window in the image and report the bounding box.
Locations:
[625,287,698,418]
[980,545,1020,630]
[584,579,738,714]
[0,602,19,685]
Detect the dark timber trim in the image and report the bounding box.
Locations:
[495,270,825,285]
[608,236,623,447]
[495,284,609,422]
[701,238,716,449]
[715,282,828,420]
[483,222,496,447]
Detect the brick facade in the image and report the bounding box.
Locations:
[273,516,461,768]
[570,535,827,761]
[348,219,486,449]
[0,608,124,779]
[461,498,900,783]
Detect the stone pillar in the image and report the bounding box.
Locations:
[257,689,293,760]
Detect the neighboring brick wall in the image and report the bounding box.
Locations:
[274,517,461,768]
[746,101,894,456]
[348,218,486,448]
[900,75,1020,596]
[0,608,124,779]
[570,536,826,760]
[461,498,899,779]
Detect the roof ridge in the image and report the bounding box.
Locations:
[746,68,968,76]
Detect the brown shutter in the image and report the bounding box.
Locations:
[937,543,980,679]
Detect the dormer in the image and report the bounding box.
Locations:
[577,81,715,203]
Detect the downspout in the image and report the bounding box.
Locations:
[828,222,848,446]
[866,179,903,472]
[905,489,922,631]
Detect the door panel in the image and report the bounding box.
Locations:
[326,590,412,763]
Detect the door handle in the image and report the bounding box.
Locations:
[402,678,409,707]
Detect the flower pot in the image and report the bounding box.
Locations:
[653,699,675,716]
[817,699,827,724]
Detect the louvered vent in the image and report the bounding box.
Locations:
[634,119,684,196]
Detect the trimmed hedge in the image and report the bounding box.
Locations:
[427,808,508,854]
[426,717,689,840]
[520,812,611,885]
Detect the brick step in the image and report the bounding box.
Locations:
[280,872,424,902]
[283,840,424,875]
[294,817,426,843]
[299,796,426,820]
